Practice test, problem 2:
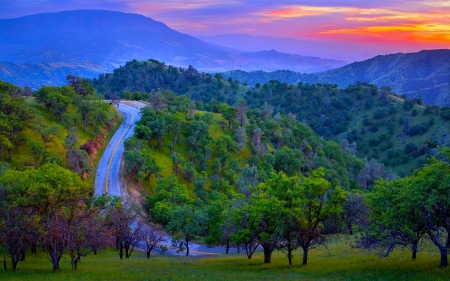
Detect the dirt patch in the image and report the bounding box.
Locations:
[120,100,149,110]
[119,154,148,219]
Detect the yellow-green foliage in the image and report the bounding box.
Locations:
[5,97,119,173]
[1,236,448,280]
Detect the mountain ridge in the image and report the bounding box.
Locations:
[0,9,346,88]
[224,49,450,106]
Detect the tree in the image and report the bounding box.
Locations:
[0,163,89,270]
[237,165,259,198]
[246,183,284,263]
[167,205,208,256]
[261,102,274,121]
[109,206,140,259]
[237,102,248,126]
[68,208,113,269]
[222,106,237,129]
[137,223,165,258]
[124,149,160,181]
[274,147,303,176]
[296,168,346,265]
[235,126,247,150]
[34,118,59,149]
[342,192,368,235]
[362,157,449,266]
[66,75,94,97]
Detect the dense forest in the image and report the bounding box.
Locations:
[91,59,450,176]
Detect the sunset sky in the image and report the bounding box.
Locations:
[1,0,449,52]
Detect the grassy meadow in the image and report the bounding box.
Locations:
[2,236,449,281]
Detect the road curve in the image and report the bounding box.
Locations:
[95,103,141,196]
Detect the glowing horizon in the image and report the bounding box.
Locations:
[1,0,449,53]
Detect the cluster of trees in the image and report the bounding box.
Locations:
[0,81,34,160]
[0,163,164,271]
[91,59,242,106]
[358,150,450,267]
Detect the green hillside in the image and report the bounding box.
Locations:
[0,79,120,180]
[91,59,450,176]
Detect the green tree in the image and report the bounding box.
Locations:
[167,204,208,256]
[364,157,449,266]
[296,168,346,265]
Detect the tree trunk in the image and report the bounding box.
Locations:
[237,246,240,253]
[263,244,273,263]
[302,248,308,265]
[20,249,25,261]
[225,241,229,254]
[288,250,293,266]
[84,118,88,133]
[50,251,60,271]
[347,222,353,235]
[440,249,448,267]
[411,241,418,260]
[186,243,190,256]
[31,244,37,254]
[146,250,151,259]
[4,255,7,271]
[11,257,18,271]
[119,246,123,260]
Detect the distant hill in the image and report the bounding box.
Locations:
[0,61,112,89]
[0,10,346,88]
[224,50,450,106]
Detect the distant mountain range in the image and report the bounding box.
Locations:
[224,49,450,106]
[0,10,345,88]
[0,10,447,105]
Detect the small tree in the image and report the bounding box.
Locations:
[167,205,208,256]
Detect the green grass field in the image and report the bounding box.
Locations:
[2,236,449,281]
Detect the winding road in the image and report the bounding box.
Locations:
[95,102,142,196]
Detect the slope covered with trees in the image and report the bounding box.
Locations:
[122,89,449,267]
[224,49,450,106]
[92,59,450,176]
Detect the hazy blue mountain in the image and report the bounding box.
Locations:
[224,50,450,106]
[0,61,112,89]
[0,10,346,88]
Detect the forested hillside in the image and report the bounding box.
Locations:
[0,78,119,175]
[123,90,363,262]
[91,59,450,176]
[121,89,450,266]
[224,49,450,106]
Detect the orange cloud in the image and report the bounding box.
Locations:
[320,24,450,44]
[257,4,450,45]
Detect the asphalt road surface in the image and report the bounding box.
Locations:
[95,103,141,196]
